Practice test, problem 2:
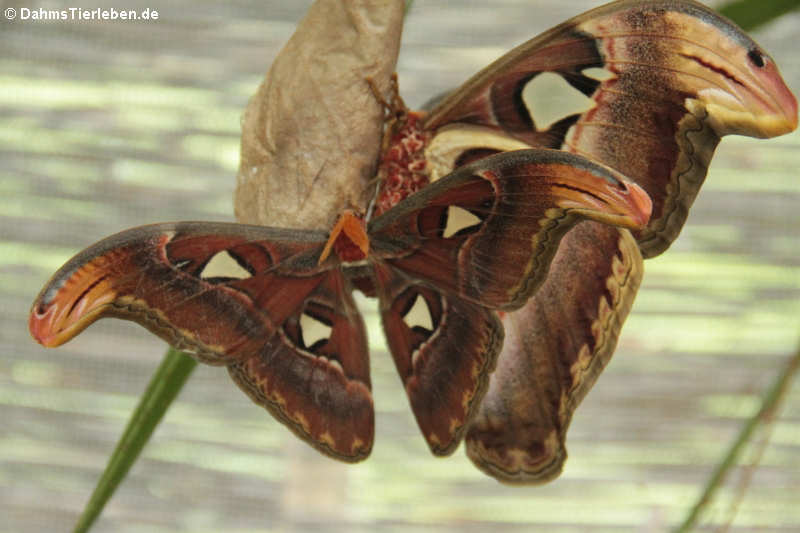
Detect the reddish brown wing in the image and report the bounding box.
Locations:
[424,0,797,255]
[419,0,796,483]
[368,148,647,456]
[467,224,642,483]
[29,222,373,462]
[368,148,650,312]
[228,268,373,462]
[373,262,502,456]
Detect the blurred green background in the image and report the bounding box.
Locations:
[1,1,799,531]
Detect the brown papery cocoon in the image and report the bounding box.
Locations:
[235,0,405,229]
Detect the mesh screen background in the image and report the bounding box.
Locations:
[2,1,799,531]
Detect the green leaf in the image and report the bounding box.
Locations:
[73,348,197,533]
[718,0,800,31]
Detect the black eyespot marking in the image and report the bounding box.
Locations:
[748,49,766,69]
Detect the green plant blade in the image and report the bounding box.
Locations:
[673,340,800,533]
[718,0,800,30]
[72,347,197,533]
